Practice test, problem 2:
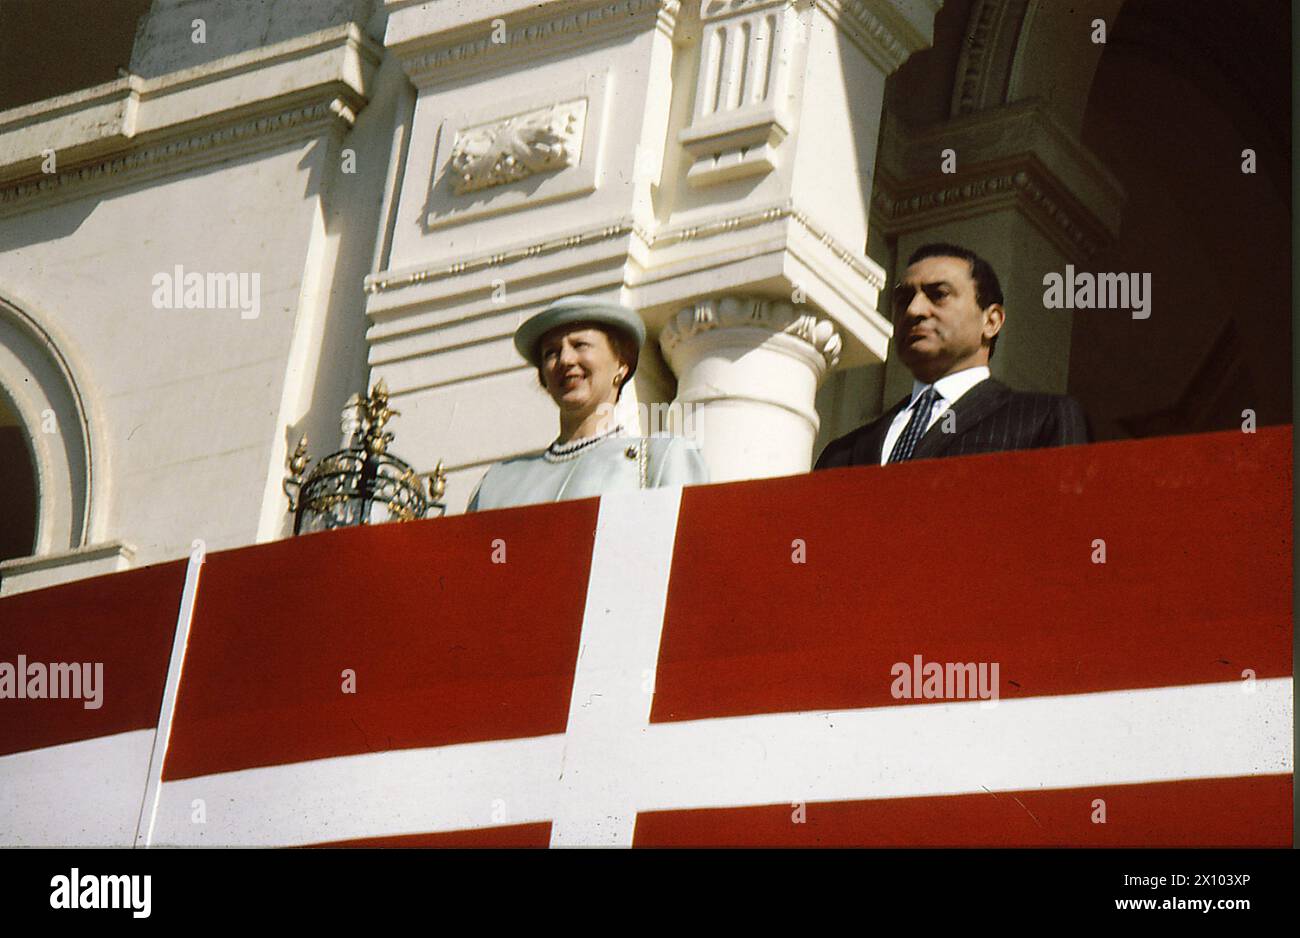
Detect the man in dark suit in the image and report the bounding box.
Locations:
[815,243,1089,469]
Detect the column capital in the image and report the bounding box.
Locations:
[659,295,842,374]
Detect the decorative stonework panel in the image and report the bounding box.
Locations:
[660,295,843,369]
[678,0,797,188]
[448,99,587,195]
[697,0,785,116]
[423,71,608,232]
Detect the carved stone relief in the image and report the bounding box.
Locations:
[448,99,587,195]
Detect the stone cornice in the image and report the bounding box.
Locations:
[812,0,941,74]
[873,157,1111,260]
[873,100,1125,259]
[0,98,356,213]
[659,295,843,369]
[389,0,678,87]
[364,200,884,295]
[0,540,135,576]
[366,219,637,295]
[639,202,885,289]
[0,24,379,207]
[787,205,886,290]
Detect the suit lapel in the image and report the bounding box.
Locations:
[910,378,1011,460]
[854,396,909,465]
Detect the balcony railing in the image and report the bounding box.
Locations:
[0,427,1291,847]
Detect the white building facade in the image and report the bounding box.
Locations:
[1,0,1287,594]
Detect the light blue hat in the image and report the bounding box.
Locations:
[513,295,646,374]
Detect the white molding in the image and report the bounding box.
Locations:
[812,0,942,74]
[366,217,636,296]
[362,201,888,367]
[0,24,380,211]
[0,540,135,574]
[365,200,885,295]
[0,542,135,597]
[0,99,354,215]
[389,0,678,88]
[872,101,1126,259]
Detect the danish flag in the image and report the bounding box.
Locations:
[1,427,1291,846]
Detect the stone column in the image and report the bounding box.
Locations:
[659,296,841,482]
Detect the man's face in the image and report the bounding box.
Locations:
[891,255,1002,383]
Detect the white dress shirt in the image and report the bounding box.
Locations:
[880,365,991,465]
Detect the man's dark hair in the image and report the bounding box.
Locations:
[905,243,1004,358]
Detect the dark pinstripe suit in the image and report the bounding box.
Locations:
[814,378,1090,469]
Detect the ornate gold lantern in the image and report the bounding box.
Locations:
[282,379,447,534]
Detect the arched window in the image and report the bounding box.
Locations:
[0,291,99,561]
[0,389,37,562]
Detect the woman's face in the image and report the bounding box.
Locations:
[539,324,627,413]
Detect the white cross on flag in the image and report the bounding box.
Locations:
[0,428,1291,846]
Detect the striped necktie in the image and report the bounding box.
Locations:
[887,387,939,464]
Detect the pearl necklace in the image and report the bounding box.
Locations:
[543,424,625,463]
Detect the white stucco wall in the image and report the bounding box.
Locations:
[0,0,946,590]
[0,16,391,593]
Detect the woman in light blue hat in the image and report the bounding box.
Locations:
[467,295,709,512]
